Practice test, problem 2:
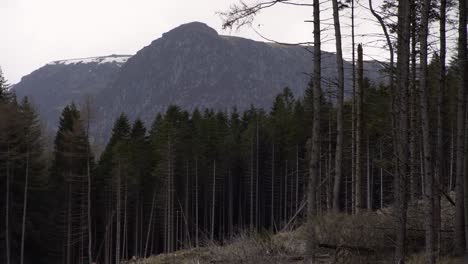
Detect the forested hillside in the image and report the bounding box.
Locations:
[0,51,463,263]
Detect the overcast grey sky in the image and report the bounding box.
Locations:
[1,0,392,84]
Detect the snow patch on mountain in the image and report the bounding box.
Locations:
[48,55,132,66]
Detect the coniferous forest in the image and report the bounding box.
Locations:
[2,0,468,263]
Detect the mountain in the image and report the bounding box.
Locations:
[13,55,131,133]
[13,22,386,145]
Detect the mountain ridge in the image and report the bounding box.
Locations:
[12,21,386,145]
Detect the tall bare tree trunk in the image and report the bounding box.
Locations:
[211,160,216,241]
[256,118,259,230]
[88,155,93,263]
[144,189,157,257]
[271,143,275,231]
[67,178,72,264]
[116,161,121,264]
[84,98,93,264]
[395,0,411,261]
[367,139,371,209]
[450,127,455,191]
[250,135,254,231]
[419,0,435,260]
[463,0,468,255]
[351,0,356,216]
[123,176,128,260]
[284,161,288,222]
[409,0,419,202]
[228,169,233,237]
[435,0,447,256]
[195,158,199,247]
[380,143,384,209]
[20,150,29,264]
[134,196,139,258]
[356,44,364,212]
[455,0,467,255]
[185,160,189,247]
[5,145,10,264]
[296,145,299,213]
[327,116,332,210]
[305,0,321,261]
[332,0,344,213]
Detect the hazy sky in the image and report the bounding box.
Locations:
[1,0,390,84]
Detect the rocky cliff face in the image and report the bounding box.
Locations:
[13,22,385,145]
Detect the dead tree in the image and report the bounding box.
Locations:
[305,0,321,261]
[356,44,364,212]
[332,0,345,213]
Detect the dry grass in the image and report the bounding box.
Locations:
[144,194,458,264]
[145,232,303,264]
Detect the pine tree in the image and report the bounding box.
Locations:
[50,103,92,264]
[18,97,45,264]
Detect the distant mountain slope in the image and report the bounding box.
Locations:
[13,55,131,132]
[94,22,385,141]
[13,22,386,144]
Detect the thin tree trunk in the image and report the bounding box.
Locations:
[271,143,275,231]
[351,0,356,216]
[284,161,288,222]
[332,0,344,213]
[5,145,10,264]
[421,149,425,195]
[419,0,435,259]
[380,143,384,209]
[450,128,455,191]
[367,139,371,210]
[356,44,364,213]
[455,0,467,254]
[435,0,446,257]
[123,175,128,261]
[409,0,419,202]
[134,196,139,258]
[305,0,321,260]
[195,158,199,247]
[20,150,29,264]
[139,205,143,257]
[250,135,254,231]
[395,0,411,261]
[144,189,157,257]
[116,160,121,264]
[296,145,299,213]
[67,180,72,264]
[328,111,332,211]
[256,118,259,230]
[175,211,179,250]
[211,160,216,241]
[185,160,189,247]
[164,178,168,253]
[169,139,174,252]
[109,214,113,264]
[86,110,93,264]
[228,169,233,237]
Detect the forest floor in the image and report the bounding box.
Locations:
[141,197,463,264]
[141,227,328,264]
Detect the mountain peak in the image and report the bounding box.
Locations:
[163,21,218,38]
